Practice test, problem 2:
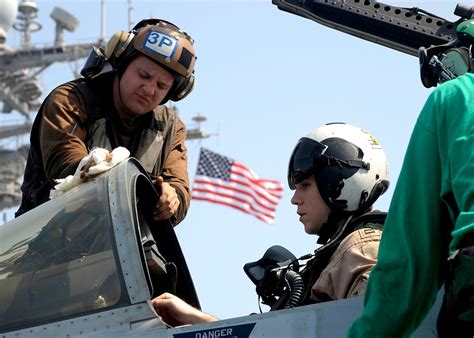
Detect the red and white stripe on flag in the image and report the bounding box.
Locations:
[191,148,284,224]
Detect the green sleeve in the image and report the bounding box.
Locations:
[448,121,474,251]
[348,91,446,337]
[349,73,474,337]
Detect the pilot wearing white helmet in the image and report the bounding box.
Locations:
[288,122,389,303]
[150,122,390,325]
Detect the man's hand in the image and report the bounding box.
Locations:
[152,293,218,326]
[79,151,113,179]
[153,176,180,220]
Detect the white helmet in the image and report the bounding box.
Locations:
[288,122,389,213]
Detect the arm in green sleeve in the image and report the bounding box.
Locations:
[348,96,446,337]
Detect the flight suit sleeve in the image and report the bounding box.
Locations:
[161,117,190,225]
[39,85,89,182]
[311,228,381,302]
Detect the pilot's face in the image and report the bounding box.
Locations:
[113,55,174,120]
[291,175,331,236]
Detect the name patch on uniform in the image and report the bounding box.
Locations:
[173,323,256,338]
[143,30,177,62]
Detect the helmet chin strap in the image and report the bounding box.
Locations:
[311,212,355,267]
[316,210,347,245]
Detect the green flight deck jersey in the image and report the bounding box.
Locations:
[348,73,474,337]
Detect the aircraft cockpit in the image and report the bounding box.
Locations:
[0,159,199,336]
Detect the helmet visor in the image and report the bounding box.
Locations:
[288,137,328,190]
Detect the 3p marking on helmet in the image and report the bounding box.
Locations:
[143,30,177,62]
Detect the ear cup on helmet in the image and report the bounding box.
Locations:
[170,74,195,102]
[359,179,389,211]
[104,31,135,68]
[440,47,471,76]
[419,46,439,88]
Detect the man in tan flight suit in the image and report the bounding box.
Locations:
[151,122,390,325]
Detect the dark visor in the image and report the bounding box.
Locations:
[288,137,328,190]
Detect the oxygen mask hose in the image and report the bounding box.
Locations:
[278,269,304,308]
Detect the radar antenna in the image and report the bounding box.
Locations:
[13,0,42,49]
[187,114,211,140]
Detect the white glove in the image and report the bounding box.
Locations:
[49,147,130,199]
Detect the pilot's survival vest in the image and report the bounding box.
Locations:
[271,211,386,310]
[16,74,178,217]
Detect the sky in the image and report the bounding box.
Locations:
[0,0,458,321]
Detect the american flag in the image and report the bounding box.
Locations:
[191,148,284,224]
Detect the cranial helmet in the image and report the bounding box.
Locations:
[288,122,389,214]
[104,18,197,102]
